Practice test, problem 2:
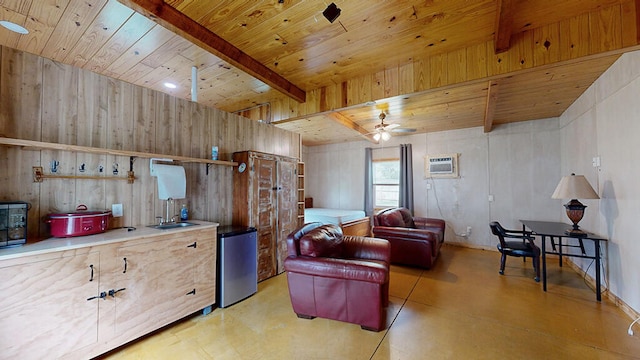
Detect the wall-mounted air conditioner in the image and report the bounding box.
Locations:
[425,153,459,178]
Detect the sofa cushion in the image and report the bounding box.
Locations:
[377,208,417,228]
[299,224,344,258]
[377,209,405,227]
[398,208,416,228]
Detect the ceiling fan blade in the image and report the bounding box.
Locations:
[392,127,417,133]
[386,123,400,129]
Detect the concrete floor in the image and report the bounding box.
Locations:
[102,245,640,359]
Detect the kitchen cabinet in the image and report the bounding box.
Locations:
[114,229,217,340]
[0,249,100,360]
[0,222,217,360]
[232,151,298,282]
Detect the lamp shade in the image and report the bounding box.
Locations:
[551,174,599,200]
[380,130,391,141]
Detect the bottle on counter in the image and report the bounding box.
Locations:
[180,204,188,221]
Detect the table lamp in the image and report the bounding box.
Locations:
[551,173,600,236]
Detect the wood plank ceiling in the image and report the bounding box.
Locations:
[0,0,638,146]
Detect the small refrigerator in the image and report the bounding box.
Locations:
[217,226,258,308]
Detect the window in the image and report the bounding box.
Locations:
[373,159,399,209]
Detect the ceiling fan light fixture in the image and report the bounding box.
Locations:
[381,130,391,141]
[373,132,381,141]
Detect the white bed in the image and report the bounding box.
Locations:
[304,207,371,236]
[304,208,365,225]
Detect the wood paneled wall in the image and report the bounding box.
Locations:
[223,1,639,121]
[0,46,300,241]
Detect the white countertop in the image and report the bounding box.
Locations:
[0,220,219,260]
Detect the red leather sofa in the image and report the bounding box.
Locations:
[372,207,445,269]
[283,222,390,331]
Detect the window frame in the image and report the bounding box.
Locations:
[372,158,400,211]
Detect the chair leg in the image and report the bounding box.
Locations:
[296,314,316,320]
[532,255,540,282]
[499,253,506,275]
[361,325,383,332]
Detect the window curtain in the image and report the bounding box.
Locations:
[364,147,374,216]
[399,144,414,214]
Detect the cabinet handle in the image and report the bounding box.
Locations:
[89,264,94,282]
[187,242,197,248]
[122,257,127,273]
[186,289,196,296]
[108,288,126,297]
[87,291,107,301]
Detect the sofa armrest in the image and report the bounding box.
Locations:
[341,236,390,263]
[413,217,445,240]
[413,217,444,230]
[372,226,439,242]
[284,257,388,284]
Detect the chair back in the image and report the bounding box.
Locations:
[286,222,323,257]
[489,221,508,247]
[374,207,415,228]
[286,222,345,258]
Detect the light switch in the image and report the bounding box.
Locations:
[592,156,601,167]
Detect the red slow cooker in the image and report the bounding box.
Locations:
[46,204,112,238]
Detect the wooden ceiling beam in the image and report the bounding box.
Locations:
[117,0,306,103]
[327,112,378,143]
[484,80,498,133]
[494,0,515,54]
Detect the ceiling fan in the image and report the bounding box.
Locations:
[372,112,416,141]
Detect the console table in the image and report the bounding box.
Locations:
[520,220,607,301]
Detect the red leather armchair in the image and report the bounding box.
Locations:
[372,207,445,269]
[284,222,390,331]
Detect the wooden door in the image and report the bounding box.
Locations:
[254,157,277,281]
[276,160,298,274]
[0,251,100,360]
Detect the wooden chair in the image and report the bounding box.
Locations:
[489,221,540,282]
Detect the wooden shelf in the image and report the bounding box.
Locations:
[0,137,238,167]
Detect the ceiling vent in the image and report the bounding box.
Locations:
[322,3,341,23]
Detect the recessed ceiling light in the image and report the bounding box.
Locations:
[164,82,177,89]
[0,21,29,34]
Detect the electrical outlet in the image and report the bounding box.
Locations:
[112,203,123,217]
[466,226,472,235]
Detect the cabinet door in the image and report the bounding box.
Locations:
[0,251,100,360]
[113,232,210,338]
[254,157,277,281]
[276,160,298,274]
[192,229,217,305]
